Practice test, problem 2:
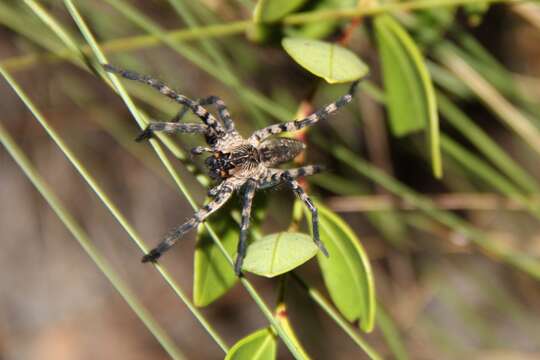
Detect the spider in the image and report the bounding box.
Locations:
[104,64,359,276]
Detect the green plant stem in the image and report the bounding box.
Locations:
[283,0,518,24]
[437,92,540,193]
[376,306,409,360]
[1,0,518,76]
[440,135,534,203]
[0,121,186,360]
[439,46,540,158]
[0,2,66,56]
[290,273,383,360]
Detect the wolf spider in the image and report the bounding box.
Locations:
[104,64,359,276]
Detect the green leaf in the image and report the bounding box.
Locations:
[282,37,369,84]
[374,15,442,177]
[253,0,308,23]
[194,216,238,307]
[243,232,318,278]
[225,328,277,360]
[316,204,376,332]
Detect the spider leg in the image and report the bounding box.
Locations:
[142,182,234,263]
[103,64,224,133]
[135,122,208,142]
[249,81,360,142]
[171,96,236,133]
[207,181,225,197]
[191,146,213,156]
[284,177,329,257]
[258,165,324,189]
[235,179,257,276]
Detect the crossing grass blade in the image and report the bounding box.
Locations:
[0,63,230,353]
[376,306,409,360]
[290,273,383,360]
[0,121,186,360]
[437,92,540,193]
[1,4,230,351]
[441,48,540,159]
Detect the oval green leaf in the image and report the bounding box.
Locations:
[242,232,318,278]
[315,204,376,332]
[225,327,277,360]
[254,0,308,23]
[282,37,369,84]
[193,216,238,307]
[374,15,442,178]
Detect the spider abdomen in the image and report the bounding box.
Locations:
[260,138,305,167]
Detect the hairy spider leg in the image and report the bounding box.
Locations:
[191,146,213,156]
[258,165,325,188]
[257,166,328,256]
[249,81,360,142]
[103,64,224,134]
[135,122,208,142]
[235,179,257,276]
[142,183,235,263]
[207,181,228,197]
[285,177,329,257]
[172,96,236,134]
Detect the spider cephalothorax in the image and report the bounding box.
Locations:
[205,144,260,179]
[104,64,359,275]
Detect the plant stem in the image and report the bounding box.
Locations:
[283,0,518,24]
[0,121,186,360]
[1,0,517,76]
[291,273,383,360]
[439,46,540,158]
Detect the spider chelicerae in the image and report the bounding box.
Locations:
[104,64,359,276]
